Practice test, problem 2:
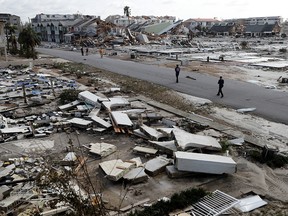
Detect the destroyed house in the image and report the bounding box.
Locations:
[244,22,281,37]
[32,21,68,43]
[183,18,220,31]
[32,15,99,43]
[209,22,236,36]
[141,20,182,35]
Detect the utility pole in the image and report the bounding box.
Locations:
[22,83,28,104]
[50,79,56,97]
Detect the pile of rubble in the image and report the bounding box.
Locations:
[0,84,238,214]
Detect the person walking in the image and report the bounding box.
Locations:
[80,47,84,56]
[85,47,89,56]
[99,48,104,58]
[217,76,224,98]
[175,64,180,83]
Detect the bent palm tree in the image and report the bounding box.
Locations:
[18,26,41,59]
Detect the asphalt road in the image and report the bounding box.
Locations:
[37,48,288,125]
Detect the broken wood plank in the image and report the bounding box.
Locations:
[120,198,150,212]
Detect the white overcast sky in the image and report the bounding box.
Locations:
[1,0,287,23]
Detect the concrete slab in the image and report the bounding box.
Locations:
[145,156,171,176]
[110,111,133,127]
[140,124,165,141]
[102,97,130,110]
[133,129,150,139]
[172,127,222,151]
[133,146,158,155]
[165,165,194,179]
[99,159,136,181]
[90,116,112,128]
[149,140,177,155]
[67,118,92,128]
[78,90,102,107]
[59,100,80,111]
[156,127,174,137]
[88,142,117,158]
[228,138,245,146]
[123,167,148,184]
[88,108,101,118]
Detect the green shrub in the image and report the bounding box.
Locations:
[58,89,80,104]
[128,188,208,216]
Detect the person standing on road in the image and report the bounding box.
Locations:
[99,48,104,58]
[86,47,89,56]
[175,64,180,83]
[217,76,224,98]
[80,47,84,56]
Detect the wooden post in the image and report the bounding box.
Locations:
[22,83,27,104]
[50,79,56,97]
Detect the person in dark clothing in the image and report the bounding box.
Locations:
[80,47,84,56]
[217,76,224,98]
[86,47,89,56]
[175,64,180,83]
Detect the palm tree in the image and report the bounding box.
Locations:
[4,23,17,53]
[18,25,41,59]
[124,6,131,25]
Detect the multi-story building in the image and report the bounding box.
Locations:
[210,16,283,37]
[31,13,79,43]
[31,14,100,43]
[244,16,283,25]
[0,20,7,59]
[31,13,78,23]
[0,13,21,35]
[183,18,220,30]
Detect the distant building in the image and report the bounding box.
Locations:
[209,22,237,36]
[244,22,282,37]
[31,14,100,43]
[184,18,220,30]
[31,13,79,23]
[244,16,283,25]
[105,15,130,27]
[0,13,21,35]
[0,20,7,59]
[183,18,220,36]
[210,16,283,37]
